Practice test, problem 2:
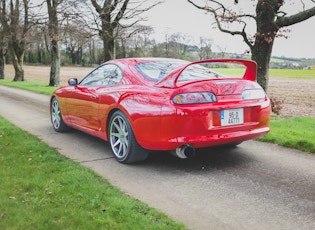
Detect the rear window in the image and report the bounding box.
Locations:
[180,62,247,81]
[178,62,249,82]
[179,64,224,81]
[135,60,187,81]
[135,60,247,82]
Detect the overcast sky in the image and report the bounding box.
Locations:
[142,0,315,59]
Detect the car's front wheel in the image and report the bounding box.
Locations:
[51,97,68,132]
[108,111,148,164]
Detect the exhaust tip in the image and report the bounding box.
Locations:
[173,144,196,159]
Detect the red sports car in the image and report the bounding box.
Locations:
[50,58,270,163]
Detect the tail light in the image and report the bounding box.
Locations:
[172,92,217,105]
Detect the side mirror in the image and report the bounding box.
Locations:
[68,78,78,86]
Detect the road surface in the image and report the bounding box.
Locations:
[1,85,315,230]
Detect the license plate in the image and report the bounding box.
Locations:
[220,108,244,126]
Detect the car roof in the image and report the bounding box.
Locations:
[108,57,189,65]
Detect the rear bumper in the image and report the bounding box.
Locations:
[160,126,270,150]
[136,99,270,151]
[157,103,270,150]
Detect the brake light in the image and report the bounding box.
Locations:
[242,89,266,100]
[173,92,217,104]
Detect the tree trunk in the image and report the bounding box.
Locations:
[121,39,127,58]
[252,0,279,92]
[49,39,60,86]
[251,41,274,92]
[12,60,24,81]
[70,47,76,65]
[9,45,25,81]
[0,48,4,79]
[102,32,114,61]
[47,0,61,87]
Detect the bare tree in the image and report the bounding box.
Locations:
[63,20,92,65]
[169,33,193,59]
[187,0,315,91]
[198,37,213,60]
[25,26,49,64]
[89,0,162,62]
[0,0,32,81]
[118,24,154,57]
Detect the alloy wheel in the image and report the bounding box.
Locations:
[51,98,61,130]
[109,115,130,160]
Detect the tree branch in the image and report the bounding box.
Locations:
[113,0,130,26]
[187,0,254,48]
[90,0,101,14]
[276,6,315,27]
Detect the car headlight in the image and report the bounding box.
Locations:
[172,92,217,104]
[242,89,266,100]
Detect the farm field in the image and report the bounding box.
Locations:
[3,64,315,118]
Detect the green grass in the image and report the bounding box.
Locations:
[269,69,315,79]
[0,116,186,229]
[213,68,315,79]
[213,68,245,78]
[0,79,56,95]
[259,117,315,153]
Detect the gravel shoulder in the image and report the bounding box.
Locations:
[268,78,315,118]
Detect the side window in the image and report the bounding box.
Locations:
[104,64,123,86]
[80,64,123,86]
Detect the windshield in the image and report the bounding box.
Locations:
[135,60,187,81]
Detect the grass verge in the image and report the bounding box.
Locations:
[0,116,186,229]
[259,117,315,153]
[214,68,315,79]
[0,79,57,95]
[269,69,315,79]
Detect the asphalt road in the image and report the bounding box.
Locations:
[1,85,315,230]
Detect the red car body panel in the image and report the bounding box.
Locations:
[52,58,270,151]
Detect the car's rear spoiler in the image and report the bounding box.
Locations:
[155,59,257,88]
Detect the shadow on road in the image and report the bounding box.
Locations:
[143,145,253,172]
[60,128,253,172]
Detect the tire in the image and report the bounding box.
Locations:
[51,97,68,132]
[108,111,148,164]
